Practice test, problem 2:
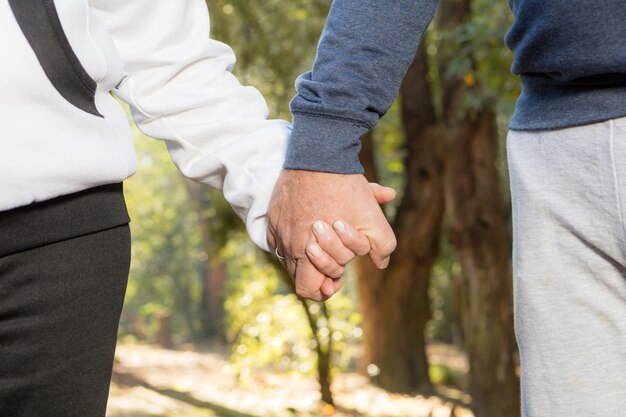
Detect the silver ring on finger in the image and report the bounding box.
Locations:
[275,247,286,262]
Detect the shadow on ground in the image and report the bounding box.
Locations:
[112,369,258,417]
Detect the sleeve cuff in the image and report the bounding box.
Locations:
[283,113,369,174]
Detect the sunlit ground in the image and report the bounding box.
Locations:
[106,344,473,417]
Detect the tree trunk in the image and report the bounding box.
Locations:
[442,110,519,417]
[156,314,173,349]
[438,0,520,414]
[355,42,445,393]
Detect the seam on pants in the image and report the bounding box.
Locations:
[608,119,626,248]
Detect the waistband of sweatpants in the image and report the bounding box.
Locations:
[0,183,129,257]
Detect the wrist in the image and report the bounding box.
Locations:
[284,113,368,174]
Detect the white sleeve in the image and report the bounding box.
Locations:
[91,0,289,251]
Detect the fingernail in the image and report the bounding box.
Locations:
[313,221,327,235]
[333,220,346,233]
[379,257,390,269]
[307,243,322,257]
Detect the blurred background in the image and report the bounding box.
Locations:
[106,0,520,416]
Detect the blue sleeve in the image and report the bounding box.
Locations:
[285,0,440,174]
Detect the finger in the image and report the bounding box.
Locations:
[368,234,397,269]
[363,208,397,269]
[320,276,343,299]
[320,277,336,298]
[312,221,356,265]
[332,220,371,256]
[266,224,279,255]
[369,183,397,205]
[306,243,345,279]
[294,259,327,301]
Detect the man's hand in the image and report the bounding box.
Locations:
[267,169,397,301]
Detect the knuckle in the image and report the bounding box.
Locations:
[317,233,338,248]
[338,233,357,248]
[337,252,356,265]
[339,233,366,254]
[355,243,371,256]
[312,255,331,270]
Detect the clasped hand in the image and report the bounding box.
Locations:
[267,169,397,301]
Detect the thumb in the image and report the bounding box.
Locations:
[369,183,397,205]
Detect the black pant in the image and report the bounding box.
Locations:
[0,184,131,417]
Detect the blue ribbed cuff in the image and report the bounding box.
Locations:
[284,113,368,174]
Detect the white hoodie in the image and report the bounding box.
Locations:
[0,0,290,251]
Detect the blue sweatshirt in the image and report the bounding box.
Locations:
[286,0,626,174]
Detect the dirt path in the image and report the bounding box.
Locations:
[107,344,473,417]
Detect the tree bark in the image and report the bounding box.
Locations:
[438,0,520,414]
[442,109,519,417]
[355,42,445,393]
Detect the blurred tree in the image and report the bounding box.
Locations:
[356,1,520,410]
[437,0,520,415]
[124,127,207,344]
[357,40,445,394]
[205,0,330,117]
[185,181,236,341]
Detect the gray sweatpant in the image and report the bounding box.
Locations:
[508,118,626,416]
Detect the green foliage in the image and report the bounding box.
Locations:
[122,126,207,342]
[429,363,463,388]
[206,0,331,118]
[222,235,363,379]
[435,0,517,117]
[372,99,406,221]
